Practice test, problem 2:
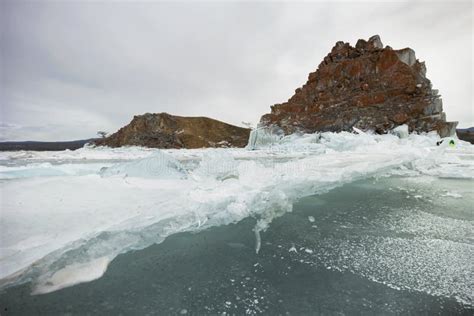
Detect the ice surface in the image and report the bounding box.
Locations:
[0,162,108,179]
[391,124,409,139]
[0,131,473,295]
[0,145,158,162]
[99,151,187,179]
[246,126,283,150]
[32,256,110,294]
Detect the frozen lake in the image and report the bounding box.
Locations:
[0,131,473,314]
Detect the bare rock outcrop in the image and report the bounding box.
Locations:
[260,35,457,137]
[95,113,250,148]
[457,128,474,144]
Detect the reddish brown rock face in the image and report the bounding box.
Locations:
[95,113,250,149]
[260,35,457,137]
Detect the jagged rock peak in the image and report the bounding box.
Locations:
[260,35,457,137]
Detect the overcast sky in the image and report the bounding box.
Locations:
[1,0,472,141]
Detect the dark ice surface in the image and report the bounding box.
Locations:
[1,178,472,315]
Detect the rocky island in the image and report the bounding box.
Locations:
[260,35,457,137]
[95,112,250,149]
[95,35,459,150]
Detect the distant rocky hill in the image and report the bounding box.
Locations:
[457,128,474,144]
[260,35,457,137]
[95,113,250,149]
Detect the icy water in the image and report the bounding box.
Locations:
[1,177,473,315]
[0,131,473,314]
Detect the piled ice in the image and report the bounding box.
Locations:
[246,126,284,150]
[390,124,409,139]
[0,130,473,294]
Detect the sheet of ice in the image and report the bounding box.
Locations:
[0,145,158,162]
[32,256,110,294]
[246,127,283,150]
[0,131,473,294]
[391,124,409,139]
[99,151,187,179]
[0,162,109,179]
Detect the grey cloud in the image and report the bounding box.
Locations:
[1,0,472,141]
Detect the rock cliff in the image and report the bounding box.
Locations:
[260,35,457,137]
[95,113,250,148]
